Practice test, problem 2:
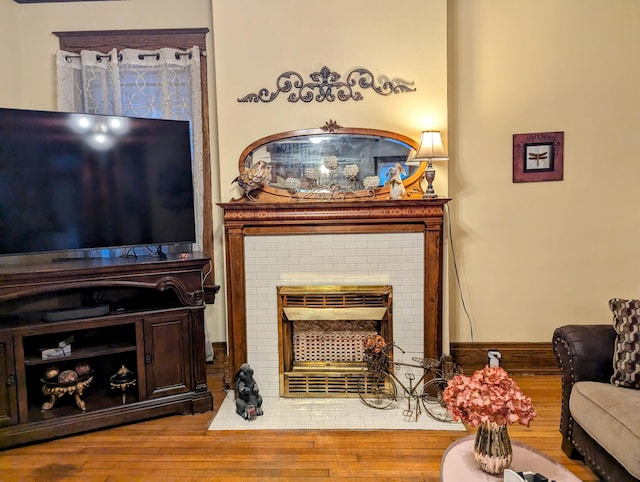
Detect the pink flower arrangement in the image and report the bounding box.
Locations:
[442,366,537,427]
[363,334,386,355]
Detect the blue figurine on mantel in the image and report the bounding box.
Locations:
[234,363,263,420]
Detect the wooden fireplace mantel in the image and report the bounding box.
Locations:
[217,198,450,380]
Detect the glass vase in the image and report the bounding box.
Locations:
[473,422,513,475]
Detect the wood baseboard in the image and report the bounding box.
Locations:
[215,341,558,375]
[450,342,559,375]
[212,342,227,361]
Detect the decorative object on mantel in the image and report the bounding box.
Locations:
[443,366,537,475]
[285,154,379,201]
[406,131,448,198]
[233,121,429,202]
[231,160,273,201]
[321,119,342,132]
[237,66,416,103]
[384,163,407,200]
[513,131,564,183]
[234,363,263,420]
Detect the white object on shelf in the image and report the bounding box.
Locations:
[40,344,72,360]
[58,335,75,348]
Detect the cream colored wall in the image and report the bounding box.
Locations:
[211,0,449,341]
[0,2,21,105]
[2,0,214,107]
[6,0,634,348]
[2,0,448,345]
[211,0,448,195]
[448,0,640,342]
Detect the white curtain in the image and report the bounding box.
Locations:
[56,47,204,252]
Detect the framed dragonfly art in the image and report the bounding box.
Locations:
[512,131,564,183]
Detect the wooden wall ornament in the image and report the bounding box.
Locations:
[237,66,416,103]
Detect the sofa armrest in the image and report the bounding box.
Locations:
[552,324,616,447]
[553,324,615,384]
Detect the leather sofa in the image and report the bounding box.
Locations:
[552,325,640,481]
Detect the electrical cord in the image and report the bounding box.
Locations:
[201,259,213,285]
[445,202,474,342]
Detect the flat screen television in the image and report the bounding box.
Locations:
[0,107,196,258]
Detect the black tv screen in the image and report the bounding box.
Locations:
[0,107,196,256]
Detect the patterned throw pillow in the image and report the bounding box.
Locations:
[609,298,640,389]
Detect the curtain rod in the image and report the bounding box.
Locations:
[63,49,206,63]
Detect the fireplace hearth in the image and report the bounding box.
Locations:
[278,285,392,397]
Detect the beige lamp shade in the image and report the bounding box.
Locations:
[413,130,448,162]
[405,131,449,166]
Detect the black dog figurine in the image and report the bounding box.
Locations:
[234,363,263,420]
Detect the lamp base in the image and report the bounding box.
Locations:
[410,173,439,198]
[424,163,438,198]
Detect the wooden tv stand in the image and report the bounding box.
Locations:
[0,253,213,449]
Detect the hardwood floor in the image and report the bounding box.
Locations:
[0,354,598,481]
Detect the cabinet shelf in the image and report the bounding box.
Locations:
[25,342,137,366]
[28,385,141,423]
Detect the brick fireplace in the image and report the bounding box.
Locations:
[219,199,448,397]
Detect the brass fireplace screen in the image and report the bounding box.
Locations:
[278,285,392,397]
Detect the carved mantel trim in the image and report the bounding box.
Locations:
[218,199,450,382]
[220,200,445,223]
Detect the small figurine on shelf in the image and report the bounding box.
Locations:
[234,363,263,420]
[41,361,93,412]
[385,163,406,200]
[110,365,137,404]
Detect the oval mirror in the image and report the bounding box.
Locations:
[237,124,423,201]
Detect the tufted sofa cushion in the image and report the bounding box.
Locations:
[569,381,640,478]
[609,298,640,389]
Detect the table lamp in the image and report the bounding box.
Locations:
[407,130,448,198]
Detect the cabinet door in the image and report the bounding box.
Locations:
[0,335,18,427]
[143,313,192,399]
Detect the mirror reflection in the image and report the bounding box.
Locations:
[244,134,417,193]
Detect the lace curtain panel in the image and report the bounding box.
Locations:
[55,47,204,252]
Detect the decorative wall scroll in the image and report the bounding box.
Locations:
[237,66,416,103]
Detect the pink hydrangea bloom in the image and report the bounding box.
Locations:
[442,366,537,427]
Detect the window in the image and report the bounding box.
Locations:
[54,29,215,292]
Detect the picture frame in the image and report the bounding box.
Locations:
[513,131,564,183]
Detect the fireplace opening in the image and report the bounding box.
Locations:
[278,285,392,397]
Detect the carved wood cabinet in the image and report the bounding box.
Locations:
[0,253,212,449]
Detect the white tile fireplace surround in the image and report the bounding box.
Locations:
[219,199,448,392]
[244,232,424,398]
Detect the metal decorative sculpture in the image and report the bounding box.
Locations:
[321,119,342,132]
[284,155,379,202]
[231,160,273,201]
[237,66,416,103]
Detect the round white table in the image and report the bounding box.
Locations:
[440,435,582,481]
